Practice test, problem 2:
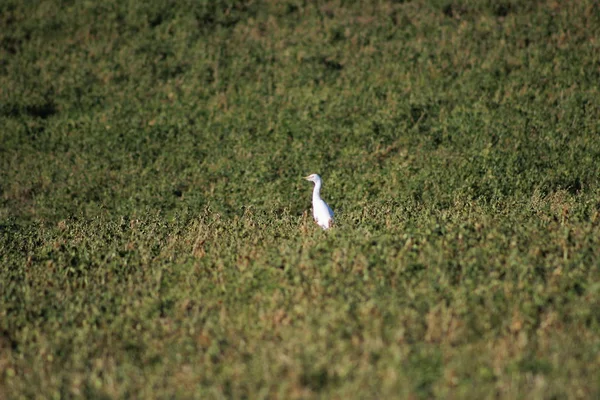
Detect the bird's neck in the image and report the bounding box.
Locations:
[312,181,322,201]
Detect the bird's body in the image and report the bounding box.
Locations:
[305,174,334,230]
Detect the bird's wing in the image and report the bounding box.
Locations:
[314,199,334,222]
[326,203,334,217]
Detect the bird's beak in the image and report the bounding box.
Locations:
[304,175,311,181]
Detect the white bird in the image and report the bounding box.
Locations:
[304,173,334,230]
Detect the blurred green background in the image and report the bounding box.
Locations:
[1,0,599,398]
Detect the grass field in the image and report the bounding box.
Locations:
[2,0,600,398]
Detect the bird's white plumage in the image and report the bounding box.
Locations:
[304,174,334,230]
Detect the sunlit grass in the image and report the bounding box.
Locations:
[1,0,600,398]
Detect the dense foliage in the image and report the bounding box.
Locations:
[1,0,599,398]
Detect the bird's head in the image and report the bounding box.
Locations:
[304,173,321,183]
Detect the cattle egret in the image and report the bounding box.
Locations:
[304,173,334,230]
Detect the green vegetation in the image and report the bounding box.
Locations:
[2,0,600,398]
